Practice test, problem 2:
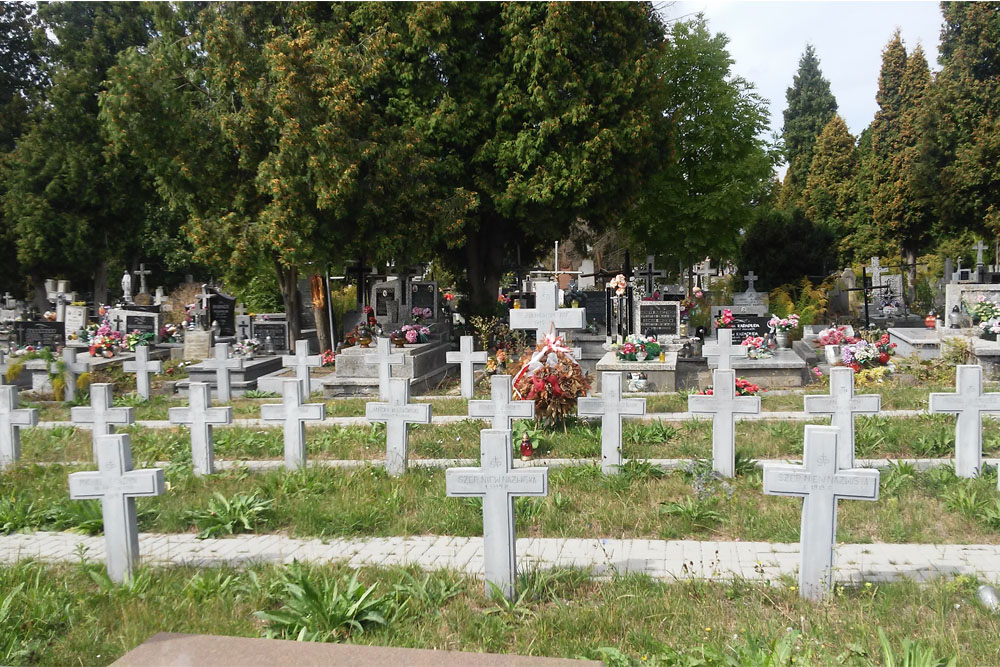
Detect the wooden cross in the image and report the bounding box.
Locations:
[123,345,162,401]
[446,336,487,399]
[281,339,322,397]
[0,385,38,469]
[577,372,646,474]
[201,343,243,403]
[260,380,326,470]
[929,365,1000,478]
[365,378,432,476]
[468,375,534,430]
[803,367,880,469]
[168,382,233,476]
[70,383,134,460]
[688,369,760,477]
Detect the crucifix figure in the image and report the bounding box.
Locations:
[365,337,404,401]
[803,367,880,470]
[123,345,162,401]
[201,343,243,403]
[134,263,152,295]
[0,385,38,469]
[743,270,759,292]
[509,281,585,343]
[702,328,744,372]
[577,372,646,474]
[365,378,432,476]
[446,430,549,600]
[446,336,487,399]
[168,382,233,476]
[929,365,1000,478]
[688,369,760,477]
[68,433,164,583]
[61,347,90,403]
[281,339,322,397]
[636,255,667,295]
[762,425,880,600]
[469,375,534,430]
[260,380,326,470]
[70,383,135,459]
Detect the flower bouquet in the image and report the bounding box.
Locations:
[966,295,1000,325]
[767,313,800,332]
[697,376,763,397]
[321,349,336,367]
[160,323,182,343]
[86,317,124,357]
[391,324,431,346]
[980,318,1000,341]
[234,338,261,358]
[512,333,592,423]
[608,274,629,296]
[715,308,734,329]
[840,332,896,371]
[814,326,849,347]
[124,330,154,352]
[608,334,661,361]
[411,306,433,324]
[741,335,773,359]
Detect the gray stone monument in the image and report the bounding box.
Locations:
[260,380,326,470]
[366,337,404,401]
[468,375,534,430]
[201,342,243,403]
[577,372,646,474]
[365,378,432,476]
[762,425,880,600]
[134,263,152,296]
[929,365,1000,478]
[803,367,880,470]
[168,382,233,476]
[281,339,322,396]
[123,345,162,401]
[509,281,585,343]
[70,383,134,459]
[445,430,548,600]
[61,347,90,403]
[446,336,487,399]
[688,368,760,477]
[702,328,744,372]
[68,433,164,583]
[0,385,38,469]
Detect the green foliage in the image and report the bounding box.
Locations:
[877,628,957,667]
[738,208,836,293]
[185,492,273,539]
[660,496,722,531]
[803,114,856,242]
[768,277,830,327]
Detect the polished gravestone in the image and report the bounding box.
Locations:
[123,345,162,401]
[446,335,487,399]
[70,383,134,459]
[0,385,37,469]
[688,369,760,477]
[260,380,326,470]
[365,378,432,476]
[577,372,646,474]
[168,382,232,476]
[929,365,1000,478]
[803,367,880,470]
[468,375,534,430]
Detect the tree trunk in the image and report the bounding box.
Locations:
[273,257,301,343]
[310,273,332,353]
[465,221,507,313]
[93,260,108,316]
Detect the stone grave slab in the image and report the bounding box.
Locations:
[407,281,439,320]
[594,351,679,392]
[181,355,282,397]
[372,279,402,327]
[888,327,940,360]
[13,321,65,350]
[728,348,808,388]
[64,305,88,339]
[251,320,289,353]
[183,330,213,361]
[636,301,680,338]
[365,378,432,476]
[688,368,760,477]
[577,372,645,474]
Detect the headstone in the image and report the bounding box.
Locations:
[365,378,432,476]
[711,311,771,342]
[183,330,213,361]
[68,433,164,583]
[281,339,322,396]
[688,369,760,477]
[236,315,252,342]
[70,383,134,459]
[869,257,886,290]
[208,291,237,336]
[407,281,439,320]
[61,347,89,403]
[13,321,65,350]
[201,343,243,403]
[636,301,680,338]
[445,430,548,600]
[251,320,289,353]
[365,337,404,401]
[702,328,744,371]
[446,336,487,399]
[124,312,160,342]
[762,425,880,600]
[0,385,38,469]
[168,382,233,476]
[803,367,880,470]
[928,365,1000,478]
[64,305,88,339]
[123,345,163,401]
[577,372,646,474]
[510,281,585,343]
[582,291,607,326]
[733,270,769,309]
[469,375,534,430]
[260,380,326,470]
[372,279,402,326]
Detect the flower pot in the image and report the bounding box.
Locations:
[392,337,405,348]
[359,336,372,348]
[775,331,790,349]
[824,344,841,365]
[636,351,648,362]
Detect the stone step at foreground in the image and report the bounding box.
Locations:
[2,531,998,585]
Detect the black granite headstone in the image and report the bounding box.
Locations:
[582,291,606,325]
[125,314,157,336]
[637,302,679,337]
[252,321,289,351]
[725,316,771,344]
[208,293,237,336]
[14,321,65,349]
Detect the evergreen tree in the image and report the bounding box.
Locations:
[803,115,856,240]
[869,31,907,246]
[780,45,838,207]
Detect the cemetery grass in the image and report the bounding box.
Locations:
[4,458,1000,544]
[2,559,997,666]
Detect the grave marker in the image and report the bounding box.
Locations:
[281,339,322,396]
[123,345,162,401]
[68,433,164,583]
[134,263,152,295]
[636,255,667,294]
[61,347,89,403]
[365,379,432,476]
[446,336,487,399]
[168,382,232,476]
[928,365,1000,478]
[636,301,680,337]
[366,337,404,401]
[13,321,65,350]
[762,425,880,600]
[803,367,880,469]
[702,328,744,371]
[688,369,760,477]
[509,281,585,343]
[0,385,38,469]
[252,320,289,352]
[577,372,646,474]
[446,430,548,600]
[70,383,134,459]
[469,375,534,430]
[201,343,243,403]
[260,380,326,470]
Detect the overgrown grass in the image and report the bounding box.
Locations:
[0,560,994,665]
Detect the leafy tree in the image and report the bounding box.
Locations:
[780,44,838,208]
[803,115,856,242]
[622,15,774,283]
[738,207,836,290]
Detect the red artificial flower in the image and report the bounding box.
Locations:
[878,353,890,364]
[545,375,563,397]
[850,362,862,372]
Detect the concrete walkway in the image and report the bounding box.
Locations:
[2,531,998,585]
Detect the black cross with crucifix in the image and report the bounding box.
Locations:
[843,266,890,329]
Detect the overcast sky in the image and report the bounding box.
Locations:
[663,1,944,146]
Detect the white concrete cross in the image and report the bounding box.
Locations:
[869,257,886,287]
[365,378,431,476]
[637,255,667,294]
[509,281,585,343]
[803,367,881,470]
[366,337,403,401]
[762,425,880,600]
[702,328,744,372]
[578,372,646,474]
[469,375,534,430]
[260,380,325,470]
[743,270,758,292]
[929,365,1000,478]
[123,345,162,401]
[446,430,548,600]
[68,433,164,583]
[446,336,487,399]
[134,263,152,295]
[0,385,38,469]
[281,339,322,396]
[235,302,247,317]
[168,382,232,476]
[975,240,988,266]
[201,342,243,403]
[61,347,90,403]
[71,383,134,460]
[688,369,760,477]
